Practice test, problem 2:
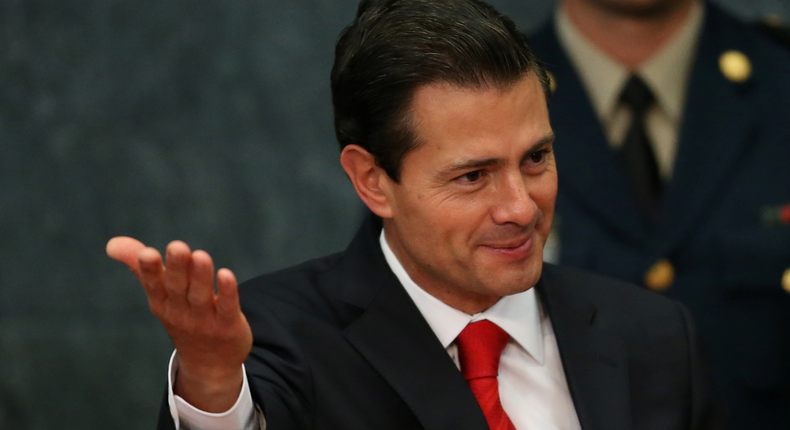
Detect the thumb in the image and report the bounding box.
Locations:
[106,236,147,272]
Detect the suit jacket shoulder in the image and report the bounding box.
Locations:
[229,215,491,430]
[541,263,686,328]
[538,264,724,430]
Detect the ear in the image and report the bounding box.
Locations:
[340,145,394,218]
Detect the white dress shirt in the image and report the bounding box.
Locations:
[167,228,581,429]
[381,231,581,430]
[167,352,262,430]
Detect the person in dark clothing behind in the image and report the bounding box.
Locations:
[528,0,790,428]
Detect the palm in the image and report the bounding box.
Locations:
[106,236,252,411]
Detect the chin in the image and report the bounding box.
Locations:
[485,265,543,297]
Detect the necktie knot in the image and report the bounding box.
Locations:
[456,320,509,380]
[620,75,655,115]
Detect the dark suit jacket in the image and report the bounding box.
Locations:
[159,214,722,430]
[528,3,790,428]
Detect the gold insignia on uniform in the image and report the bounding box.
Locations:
[719,50,752,83]
[546,70,557,94]
[645,259,675,292]
[782,268,790,294]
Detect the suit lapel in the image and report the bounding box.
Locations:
[332,217,636,430]
[335,214,489,430]
[530,25,648,244]
[538,266,632,430]
[655,5,757,254]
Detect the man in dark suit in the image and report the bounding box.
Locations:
[528,0,790,428]
[108,0,722,429]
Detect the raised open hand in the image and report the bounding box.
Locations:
[107,237,253,412]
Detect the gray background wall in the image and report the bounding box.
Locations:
[1,0,788,428]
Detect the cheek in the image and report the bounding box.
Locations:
[400,192,459,244]
[529,175,558,236]
[537,186,557,214]
[421,205,486,260]
[417,189,488,229]
[533,173,558,208]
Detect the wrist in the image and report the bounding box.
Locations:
[175,361,244,413]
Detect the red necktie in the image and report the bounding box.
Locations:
[456,320,516,430]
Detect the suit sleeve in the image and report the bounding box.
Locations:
[155,297,314,430]
[678,303,727,430]
[240,299,315,430]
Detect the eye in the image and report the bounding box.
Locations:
[464,171,481,181]
[457,170,484,184]
[529,150,547,164]
[528,148,552,164]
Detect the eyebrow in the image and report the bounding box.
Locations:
[519,133,555,165]
[438,133,556,177]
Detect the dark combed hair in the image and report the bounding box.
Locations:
[331,0,550,182]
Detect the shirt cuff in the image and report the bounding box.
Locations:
[167,350,260,430]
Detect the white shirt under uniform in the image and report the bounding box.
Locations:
[166,229,582,430]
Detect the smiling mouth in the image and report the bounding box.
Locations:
[479,233,535,261]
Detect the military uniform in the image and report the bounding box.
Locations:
[529,3,790,428]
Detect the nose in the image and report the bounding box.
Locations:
[490,171,537,227]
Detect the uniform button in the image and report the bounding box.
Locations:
[645,260,675,292]
[719,50,752,83]
[782,268,790,294]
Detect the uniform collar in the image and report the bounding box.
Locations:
[555,2,705,123]
[641,2,705,121]
[380,229,545,364]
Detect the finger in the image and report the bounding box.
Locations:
[106,236,147,279]
[216,268,240,326]
[163,241,193,309]
[137,247,167,312]
[188,250,215,317]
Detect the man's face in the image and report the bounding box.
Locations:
[577,0,692,17]
[381,75,556,313]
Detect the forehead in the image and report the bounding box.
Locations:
[405,75,551,165]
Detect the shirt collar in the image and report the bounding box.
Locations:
[640,2,704,121]
[555,2,704,122]
[379,229,545,364]
[555,8,628,121]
